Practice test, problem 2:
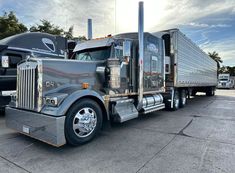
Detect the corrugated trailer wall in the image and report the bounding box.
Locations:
[173,30,217,87]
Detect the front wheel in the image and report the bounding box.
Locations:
[65,99,103,146]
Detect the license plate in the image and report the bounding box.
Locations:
[23,125,30,134]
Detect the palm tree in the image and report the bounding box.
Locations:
[208,51,223,69]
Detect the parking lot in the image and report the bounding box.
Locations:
[0,89,235,173]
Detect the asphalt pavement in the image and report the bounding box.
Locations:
[0,89,235,173]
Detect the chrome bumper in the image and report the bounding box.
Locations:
[5,107,66,147]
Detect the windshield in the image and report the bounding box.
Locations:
[75,47,111,61]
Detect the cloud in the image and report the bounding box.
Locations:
[199,38,235,66]
[1,0,235,66]
[148,0,235,31]
[1,0,115,37]
[2,0,235,36]
[183,22,231,28]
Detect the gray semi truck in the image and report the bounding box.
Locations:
[5,2,217,146]
[0,32,76,113]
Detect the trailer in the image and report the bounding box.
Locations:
[5,2,217,147]
[154,29,217,110]
[0,32,72,113]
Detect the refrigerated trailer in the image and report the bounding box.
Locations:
[5,2,217,146]
[154,29,217,109]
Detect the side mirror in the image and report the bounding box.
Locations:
[1,56,9,68]
[123,41,131,57]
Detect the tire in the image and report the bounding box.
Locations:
[172,90,180,111]
[65,98,103,146]
[206,88,215,96]
[0,107,5,116]
[191,91,197,96]
[179,90,187,108]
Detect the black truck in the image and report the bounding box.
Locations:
[0,32,71,113]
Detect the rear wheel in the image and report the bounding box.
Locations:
[65,98,103,146]
[172,90,180,111]
[206,88,215,96]
[0,107,5,116]
[191,91,197,96]
[179,90,187,108]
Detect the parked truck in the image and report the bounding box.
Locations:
[0,32,73,113]
[217,74,234,89]
[5,2,217,146]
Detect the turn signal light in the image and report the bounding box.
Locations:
[82,83,89,89]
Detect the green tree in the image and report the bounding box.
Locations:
[0,11,28,39]
[30,19,64,35]
[208,51,223,69]
[64,26,74,40]
[218,66,227,74]
[73,36,87,41]
[226,66,235,76]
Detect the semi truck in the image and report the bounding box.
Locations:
[217,74,234,89]
[5,2,217,146]
[0,32,72,113]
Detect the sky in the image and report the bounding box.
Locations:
[0,0,235,66]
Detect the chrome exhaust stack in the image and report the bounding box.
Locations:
[137,1,144,110]
[87,19,93,40]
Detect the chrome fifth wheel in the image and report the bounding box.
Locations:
[65,99,103,146]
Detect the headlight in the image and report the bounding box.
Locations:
[1,56,9,68]
[44,93,68,107]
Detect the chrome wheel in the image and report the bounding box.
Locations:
[182,92,186,105]
[182,97,186,105]
[179,90,187,108]
[172,90,180,110]
[174,97,179,108]
[73,107,97,138]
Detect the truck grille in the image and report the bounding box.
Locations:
[17,62,38,110]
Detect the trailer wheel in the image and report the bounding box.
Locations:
[0,107,5,116]
[65,98,103,146]
[206,88,215,96]
[179,90,187,108]
[172,90,180,111]
[191,91,197,96]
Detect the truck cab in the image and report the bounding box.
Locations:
[6,32,166,146]
[218,74,234,89]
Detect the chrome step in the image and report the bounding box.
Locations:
[113,98,138,123]
[142,103,165,114]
